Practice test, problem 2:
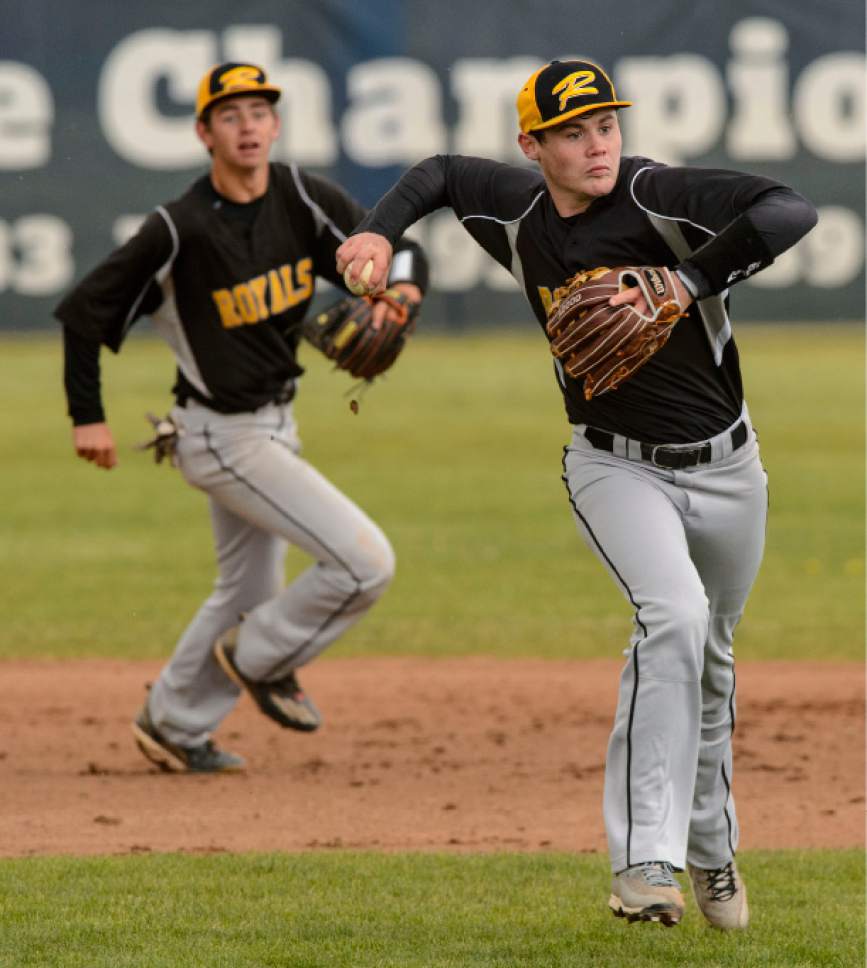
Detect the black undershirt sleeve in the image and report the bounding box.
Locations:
[63,326,105,425]
[676,187,817,299]
[745,187,817,253]
[353,157,450,244]
[298,166,431,292]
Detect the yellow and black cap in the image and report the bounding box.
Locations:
[196,63,281,119]
[517,59,631,134]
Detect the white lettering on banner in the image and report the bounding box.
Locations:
[16,202,857,300]
[99,29,215,168]
[486,259,520,291]
[745,245,800,287]
[748,206,865,289]
[794,53,866,162]
[0,215,73,295]
[451,57,542,161]
[424,213,488,291]
[222,25,337,165]
[617,56,726,165]
[0,222,10,290]
[0,62,54,169]
[113,215,146,246]
[342,59,447,164]
[802,207,865,287]
[91,19,865,170]
[7,17,862,302]
[418,213,517,292]
[727,18,796,159]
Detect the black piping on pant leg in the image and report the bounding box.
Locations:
[722,664,737,856]
[274,581,363,675]
[204,429,364,583]
[204,430,364,677]
[561,451,649,868]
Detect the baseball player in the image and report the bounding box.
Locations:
[57,63,428,774]
[336,59,817,929]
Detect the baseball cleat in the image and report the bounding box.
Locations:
[687,861,749,930]
[609,862,685,927]
[131,703,245,774]
[214,627,322,732]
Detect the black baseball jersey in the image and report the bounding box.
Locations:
[56,162,426,416]
[357,154,816,443]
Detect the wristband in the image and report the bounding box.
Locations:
[676,212,773,297]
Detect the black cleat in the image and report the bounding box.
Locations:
[214,627,322,732]
[131,703,245,773]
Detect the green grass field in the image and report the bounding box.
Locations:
[0,850,863,968]
[1,325,863,661]
[1,327,864,967]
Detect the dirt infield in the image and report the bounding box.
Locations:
[0,658,862,858]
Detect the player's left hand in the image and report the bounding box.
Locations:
[371,282,422,327]
[302,287,421,382]
[546,265,689,400]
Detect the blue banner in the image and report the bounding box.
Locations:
[0,0,863,330]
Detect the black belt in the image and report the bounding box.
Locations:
[177,381,296,412]
[584,419,748,470]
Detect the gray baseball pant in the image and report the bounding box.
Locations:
[147,398,394,746]
[562,410,767,872]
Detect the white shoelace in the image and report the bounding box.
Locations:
[632,862,678,887]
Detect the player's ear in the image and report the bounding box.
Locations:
[518,132,540,162]
[196,118,214,151]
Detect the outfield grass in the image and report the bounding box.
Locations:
[0,850,861,968]
[1,329,863,967]
[1,325,863,661]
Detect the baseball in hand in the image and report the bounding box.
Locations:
[344,259,375,296]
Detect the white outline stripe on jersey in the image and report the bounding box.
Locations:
[462,191,545,303]
[629,166,715,238]
[504,222,525,292]
[460,189,545,226]
[644,210,732,364]
[630,168,732,364]
[148,206,211,399]
[118,206,180,342]
[290,163,348,242]
[155,205,180,259]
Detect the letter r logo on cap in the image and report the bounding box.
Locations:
[552,71,599,111]
[218,65,262,93]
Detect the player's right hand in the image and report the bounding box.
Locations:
[73,422,118,469]
[335,233,393,293]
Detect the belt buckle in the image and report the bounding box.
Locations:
[649,445,700,469]
[649,444,677,469]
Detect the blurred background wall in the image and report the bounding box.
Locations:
[0,0,863,330]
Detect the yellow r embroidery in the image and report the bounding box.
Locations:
[552,71,599,112]
[219,65,261,93]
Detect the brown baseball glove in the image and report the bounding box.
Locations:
[545,266,687,400]
[302,289,419,381]
[136,412,183,466]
